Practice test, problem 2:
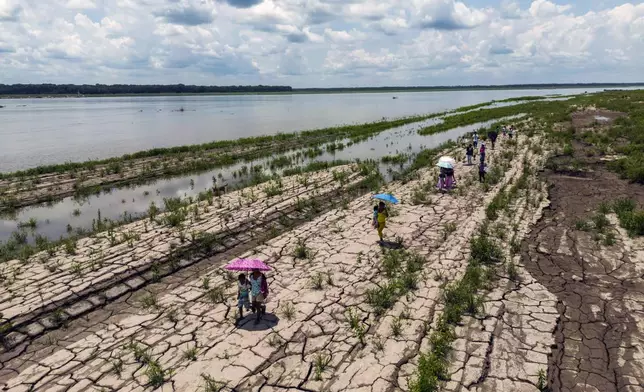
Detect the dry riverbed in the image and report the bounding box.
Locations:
[1,113,642,392]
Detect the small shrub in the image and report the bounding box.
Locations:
[470,235,504,265]
[267,334,283,347]
[202,276,210,290]
[313,352,331,381]
[281,303,296,321]
[112,358,124,376]
[597,202,611,215]
[603,231,616,246]
[293,239,312,259]
[310,272,324,290]
[391,317,402,337]
[575,219,591,231]
[183,346,198,361]
[206,286,225,304]
[591,213,610,233]
[441,222,457,240]
[167,307,179,323]
[145,360,170,388]
[140,293,158,310]
[64,239,77,255]
[201,374,225,392]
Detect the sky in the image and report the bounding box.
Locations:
[0,0,642,87]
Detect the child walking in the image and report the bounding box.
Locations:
[237,273,251,320]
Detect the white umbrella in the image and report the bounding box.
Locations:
[438,156,457,165]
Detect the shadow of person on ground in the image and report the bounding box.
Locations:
[236,312,280,331]
[379,241,404,250]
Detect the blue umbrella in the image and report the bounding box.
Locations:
[372,193,399,204]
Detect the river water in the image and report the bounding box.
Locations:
[0,87,612,172]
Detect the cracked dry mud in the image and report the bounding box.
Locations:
[523,167,644,392]
[3,130,640,392]
[0,133,520,392]
[441,141,558,392]
[0,167,366,348]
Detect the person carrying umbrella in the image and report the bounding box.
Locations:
[371,193,398,244]
[225,259,271,325]
[376,201,388,244]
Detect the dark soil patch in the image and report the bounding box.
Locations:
[521,148,644,391]
[570,109,626,130]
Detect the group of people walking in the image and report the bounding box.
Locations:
[237,123,520,327]
[464,124,516,183]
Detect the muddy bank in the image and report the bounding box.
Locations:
[521,115,644,392]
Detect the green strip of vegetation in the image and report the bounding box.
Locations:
[409,229,504,392]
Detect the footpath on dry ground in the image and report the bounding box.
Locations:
[0,131,548,392]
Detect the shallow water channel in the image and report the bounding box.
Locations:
[0,114,523,244]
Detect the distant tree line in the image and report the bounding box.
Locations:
[296,83,644,92]
[0,84,293,95]
[1,83,642,96]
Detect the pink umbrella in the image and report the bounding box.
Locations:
[224,258,271,272]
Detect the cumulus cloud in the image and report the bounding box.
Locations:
[413,0,487,30]
[528,0,572,18]
[154,1,217,26]
[0,0,22,21]
[0,0,643,85]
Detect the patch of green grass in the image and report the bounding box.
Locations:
[390,316,402,337]
[591,213,610,233]
[367,249,425,316]
[206,286,225,304]
[612,199,644,237]
[310,272,324,290]
[201,374,226,392]
[470,235,504,265]
[281,303,296,321]
[17,217,38,229]
[441,222,457,240]
[381,154,409,165]
[183,346,198,361]
[140,293,158,310]
[293,238,313,259]
[111,358,124,376]
[313,352,331,381]
[603,231,616,246]
[145,360,171,388]
[575,219,591,231]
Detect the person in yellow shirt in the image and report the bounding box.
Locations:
[376,201,388,244]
